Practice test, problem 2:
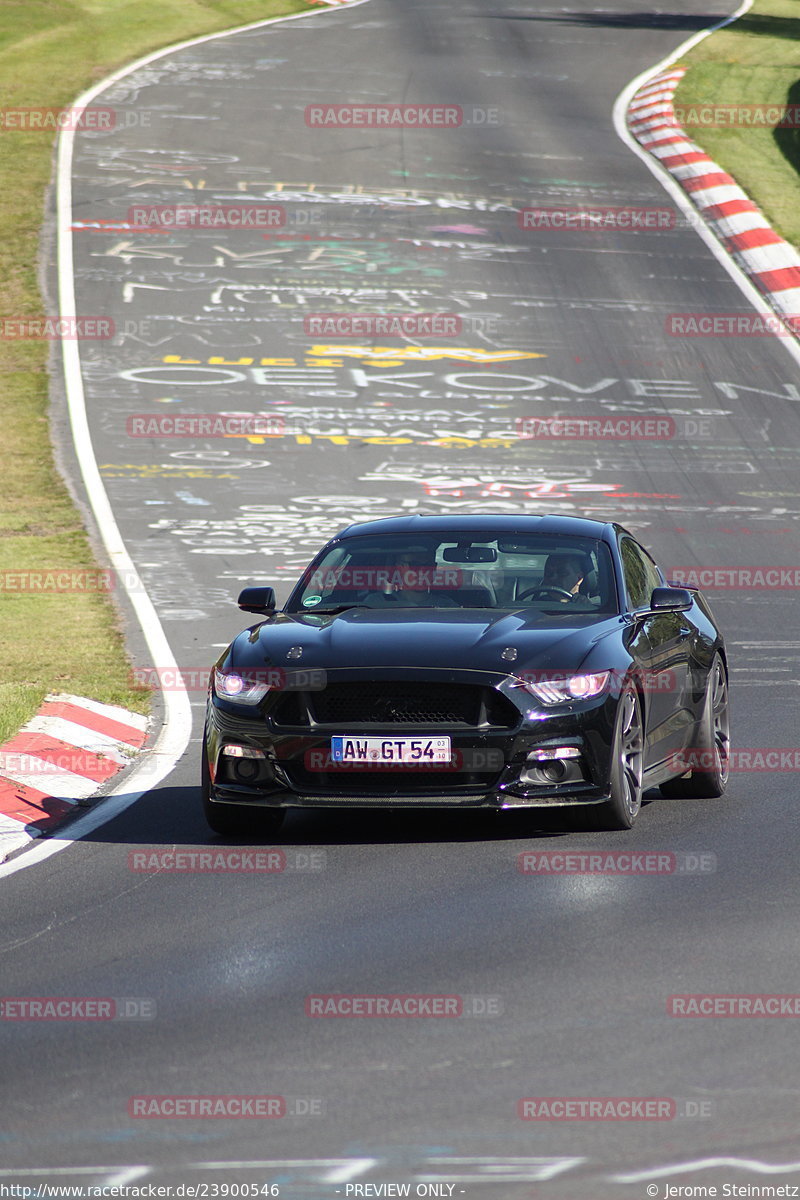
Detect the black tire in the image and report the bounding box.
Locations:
[201,741,285,837]
[660,654,729,799]
[586,684,644,830]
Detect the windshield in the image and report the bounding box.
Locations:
[288,533,618,614]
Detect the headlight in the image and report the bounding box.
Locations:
[512,671,611,704]
[213,667,272,706]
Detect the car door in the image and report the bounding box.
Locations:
[619,536,694,765]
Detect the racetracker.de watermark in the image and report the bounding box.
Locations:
[126,414,285,438]
[130,667,327,692]
[303,566,463,591]
[669,994,800,1016]
[303,313,461,336]
[305,994,502,1017]
[128,849,325,873]
[672,103,800,128]
[305,104,463,127]
[0,316,113,339]
[516,415,714,441]
[518,1097,681,1120]
[518,205,676,231]
[0,997,155,1020]
[669,749,800,773]
[0,569,117,593]
[128,1095,286,1119]
[667,312,800,336]
[0,750,130,778]
[512,668,680,693]
[0,567,220,594]
[127,204,285,229]
[0,107,124,131]
[517,416,673,440]
[669,567,800,589]
[74,209,322,235]
[517,851,716,875]
[128,1095,324,1119]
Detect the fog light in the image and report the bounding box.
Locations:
[527,747,581,762]
[222,744,266,760]
[233,758,259,783]
[519,748,585,787]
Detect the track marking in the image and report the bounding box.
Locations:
[613,0,800,373]
[0,0,375,878]
[0,1168,149,1177]
[100,1168,152,1188]
[613,1155,800,1182]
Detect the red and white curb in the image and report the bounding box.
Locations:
[627,66,800,329]
[0,694,148,862]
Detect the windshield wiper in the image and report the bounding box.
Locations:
[302,604,370,615]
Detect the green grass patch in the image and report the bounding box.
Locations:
[0,0,308,745]
[673,0,800,247]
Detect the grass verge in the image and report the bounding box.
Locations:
[0,0,309,746]
[673,0,800,248]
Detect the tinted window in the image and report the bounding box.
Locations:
[619,537,661,609]
[290,533,618,614]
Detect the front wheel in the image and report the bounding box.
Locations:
[587,684,644,830]
[201,741,286,837]
[660,654,729,799]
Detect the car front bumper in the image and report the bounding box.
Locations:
[203,669,620,810]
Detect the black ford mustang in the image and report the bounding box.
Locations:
[202,514,729,833]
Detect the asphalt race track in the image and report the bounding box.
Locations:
[4,0,800,1193]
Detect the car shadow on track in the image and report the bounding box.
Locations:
[53,782,661,852]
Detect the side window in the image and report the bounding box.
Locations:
[312,546,350,600]
[619,538,661,610]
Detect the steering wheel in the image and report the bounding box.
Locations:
[517,585,573,601]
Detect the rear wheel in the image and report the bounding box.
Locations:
[201,740,285,836]
[586,684,644,830]
[660,654,729,799]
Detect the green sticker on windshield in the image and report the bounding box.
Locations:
[303,595,322,607]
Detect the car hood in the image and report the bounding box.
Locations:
[226,607,621,676]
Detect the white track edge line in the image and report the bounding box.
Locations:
[612,0,800,372]
[0,0,375,878]
[613,1155,800,1182]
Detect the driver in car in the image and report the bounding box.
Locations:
[541,553,586,601]
[378,547,458,606]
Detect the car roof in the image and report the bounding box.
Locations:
[332,513,617,541]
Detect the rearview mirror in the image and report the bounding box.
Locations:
[237,586,276,615]
[649,586,692,612]
[441,546,497,563]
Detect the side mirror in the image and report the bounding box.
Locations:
[237,586,276,615]
[649,586,692,612]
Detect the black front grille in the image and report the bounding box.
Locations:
[273,681,516,729]
[283,764,500,795]
[312,682,477,725]
[268,691,308,726]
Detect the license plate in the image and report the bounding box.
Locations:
[331,736,452,764]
